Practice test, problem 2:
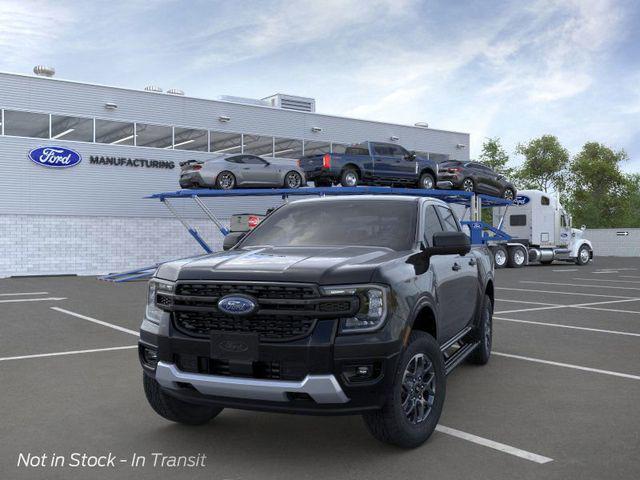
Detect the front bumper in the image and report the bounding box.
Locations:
[140,316,402,415]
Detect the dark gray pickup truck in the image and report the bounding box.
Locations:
[139,195,494,448]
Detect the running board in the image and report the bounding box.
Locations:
[444,341,480,375]
[441,326,473,351]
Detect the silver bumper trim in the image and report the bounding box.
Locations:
[155,362,349,404]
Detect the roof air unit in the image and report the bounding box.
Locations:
[167,88,185,96]
[262,94,316,112]
[144,85,163,93]
[33,65,55,77]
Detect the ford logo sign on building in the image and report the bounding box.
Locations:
[28,146,82,168]
[217,295,257,316]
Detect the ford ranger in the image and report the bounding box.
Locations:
[139,195,494,448]
[299,142,439,190]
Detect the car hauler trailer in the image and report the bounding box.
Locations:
[489,189,593,268]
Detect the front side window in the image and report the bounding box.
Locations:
[240,199,417,251]
[225,156,244,164]
[373,144,392,156]
[242,155,268,165]
[423,205,444,246]
[435,206,460,232]
[4,110,49,138]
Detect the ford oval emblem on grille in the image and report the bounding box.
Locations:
[217,295,257,316]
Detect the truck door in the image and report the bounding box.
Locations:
[424,204,479,342]
[558,210,571,247]
[371,143,395,181]
[389,144,417,183]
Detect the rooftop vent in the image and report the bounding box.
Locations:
[33,65,55,77]
[414,122,429,128]
[262,94,316,112]
[219,95,270,107]
[167,88,185,96]
[144,85,163,93]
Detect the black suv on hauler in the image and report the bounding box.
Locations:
[140,195,494,448]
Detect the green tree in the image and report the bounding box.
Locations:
[478,137,514,177]
[566,142,634,228]
[515,135,569,192]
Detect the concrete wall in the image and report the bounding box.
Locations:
[584,228,640,257]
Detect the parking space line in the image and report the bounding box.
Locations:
[0,345,137,362]
[435,425,553,464]
[494,316,640,337]
[520,281,640,291]
[51,307,139,336]
[493,352,640,381]
[495,305,568,314]
[0,297,66,304]
[573,305,640,315]
[497,299,560,306]
[497,287,635,299]
[573,277,640,284]
[496,297,640,315]
[0,292,49,296]
[552,269,578,272]
[621,275,640,279]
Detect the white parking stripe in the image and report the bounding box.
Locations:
[497,299,559,306]
[0,297,66,304]
[0,292,49,296]
[495,297,640,315]
[497,287,635,299]
[435,425,553,464]
[573,277,640,284]
[621,275,640,279]
[574,306,640,315]
[493,352,640,381]
[552,269,578,272]
[0,345,137,362]
[495,305,568,314]
[521,281,640,291]
[494,316,640,337]
[51,307,139,336]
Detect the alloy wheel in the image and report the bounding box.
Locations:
[401,354,436,425]
[503,189,515,200]
[421,176,434,189]
[495,249,507,267]
[514,248,525,265]
[218,172,235,190]
[344,172,358,187]
[286,172,302,189]
[462,179,474,192]
[580,247,590,263]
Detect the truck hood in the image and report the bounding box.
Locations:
[155,246,405,284]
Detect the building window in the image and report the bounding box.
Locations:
[173,127,208,151]
[274,137,303,159]
[3,110,49,138]
[210,131,243,154]
[510,214,527,226]
[51,115,93,142]
[243,134,274,156]
[135,123,172,149]
[331,143,348,154]
[95,119,135,145]
[303,140,331,156]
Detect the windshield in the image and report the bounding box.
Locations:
[239,199,417,251]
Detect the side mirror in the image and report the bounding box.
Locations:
[223,232,246,251]
[405,151,416,161]
[430,231,471,256]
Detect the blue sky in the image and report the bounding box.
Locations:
[1,0,639,171]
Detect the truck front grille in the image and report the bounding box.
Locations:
[167,282,357,342]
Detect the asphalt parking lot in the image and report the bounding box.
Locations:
[2,257,640,480]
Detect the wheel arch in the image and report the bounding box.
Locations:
[419,167,436,179]
[484,279,494,310]
[409,301,438,343]
[342,163,362,177]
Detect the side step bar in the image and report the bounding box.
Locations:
[440,325,480,375]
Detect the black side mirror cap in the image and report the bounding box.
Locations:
[430,231,471,256]
[223,232,246,250]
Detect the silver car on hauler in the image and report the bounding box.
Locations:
[179,154,307,190]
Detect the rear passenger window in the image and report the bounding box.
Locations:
[435,206,460,232]
[541,196,550,206]
[345,147,369,156]
[423,205,444,246]
[510,215,527,226]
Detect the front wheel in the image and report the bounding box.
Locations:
[418,172,435,190]
[143,375,223,425]
[362,331,445,448]
[576,245,591,265]
[284,171,303,189]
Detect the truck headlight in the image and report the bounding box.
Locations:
[146,279,175,324]
[321,285,389,334]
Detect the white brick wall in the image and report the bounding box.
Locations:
[0,215,228,278]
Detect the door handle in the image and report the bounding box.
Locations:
[468,258,477,266]
[452,263,462,271]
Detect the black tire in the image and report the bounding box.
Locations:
[492,245,508,269]
[575,245,591,266]
[362,331,445,449]
[143,374,223,425]
[461,177,475,192]
[314,179,332,187]
[502,187,515,200]
[468,294,492,365]
[418,172,435,190]
[507,245,526,268]
[283,171,303,189]
[340,168,359,187]
[540,260,553,265]
[216,171,236,190]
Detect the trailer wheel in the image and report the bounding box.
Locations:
[492,246,508,269]
[575,245,591,266]
[507,246,526,268]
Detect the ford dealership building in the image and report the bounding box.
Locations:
[0,70,470,278]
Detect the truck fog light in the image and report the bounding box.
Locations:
[141,346,158,369]
[342,363,379,383]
